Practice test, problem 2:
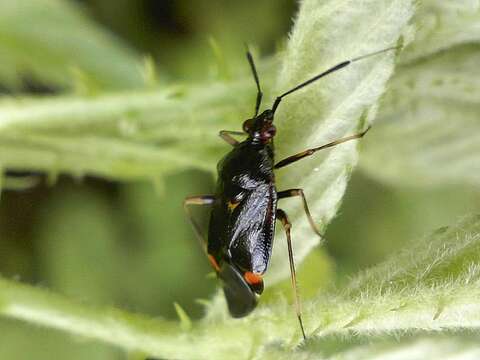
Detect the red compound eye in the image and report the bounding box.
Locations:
[261,126,276,140]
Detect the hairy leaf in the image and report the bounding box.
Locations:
[0,0,413,283]
[267,0,414,281]
[401,0,480,64]
[360,45,480,187]
[0,82,263,181]
[1,214,479,359]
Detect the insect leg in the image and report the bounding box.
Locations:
[276,208,307,340]
[274,126,370,169]
[278,189,323,238]
[245,47,263,117]
[183,195,215,252]
[219,130,244,146]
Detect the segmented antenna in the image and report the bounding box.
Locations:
[271,45,400,114]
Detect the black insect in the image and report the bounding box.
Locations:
[184,45,398,339]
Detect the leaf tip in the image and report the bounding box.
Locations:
[174,302,192,331]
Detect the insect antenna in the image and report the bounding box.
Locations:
[245,45,263,117]
[271,45,400,114]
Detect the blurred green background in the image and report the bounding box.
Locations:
[0,1,479,359]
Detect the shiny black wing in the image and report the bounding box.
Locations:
[218,262,257,317]
[207,181,276,272]
[228,182,277,274]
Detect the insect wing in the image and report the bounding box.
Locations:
[219,262,257,317]
[229,183,277,275]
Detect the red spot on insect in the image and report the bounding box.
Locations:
[243,271,263,285]
[260,125,276,142]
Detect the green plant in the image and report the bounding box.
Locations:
[0,0,479,359]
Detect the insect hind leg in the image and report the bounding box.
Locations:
[183,195,215,252]
[278,189,323,238]
[276,208,307,340]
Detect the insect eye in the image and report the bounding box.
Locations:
[260,125,276,140]
[242,119,254,132]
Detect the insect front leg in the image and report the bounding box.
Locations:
[183,195,215,252]
[276,208,307,340]
[219,130,245,146]
[274,127,371,169]
[278,189,323,238]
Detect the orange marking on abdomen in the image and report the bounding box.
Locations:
[227,200,240,211]
[243,271,263,286]
[208,254,221,272]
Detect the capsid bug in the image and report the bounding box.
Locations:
[184,45,398,339]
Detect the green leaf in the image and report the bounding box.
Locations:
[1,1,479,358]
[0,0,413,284]
[0,80,261,180]
[288,333,480,360]
[360,44,480,187]
[0,0,144,90]
[0,53,278,180]
[267,0,414,282]
[0,214,479,359]
[400,0,480,64]
[360,1,480,187]
[343,214,480,296]
[326,173,480,270]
